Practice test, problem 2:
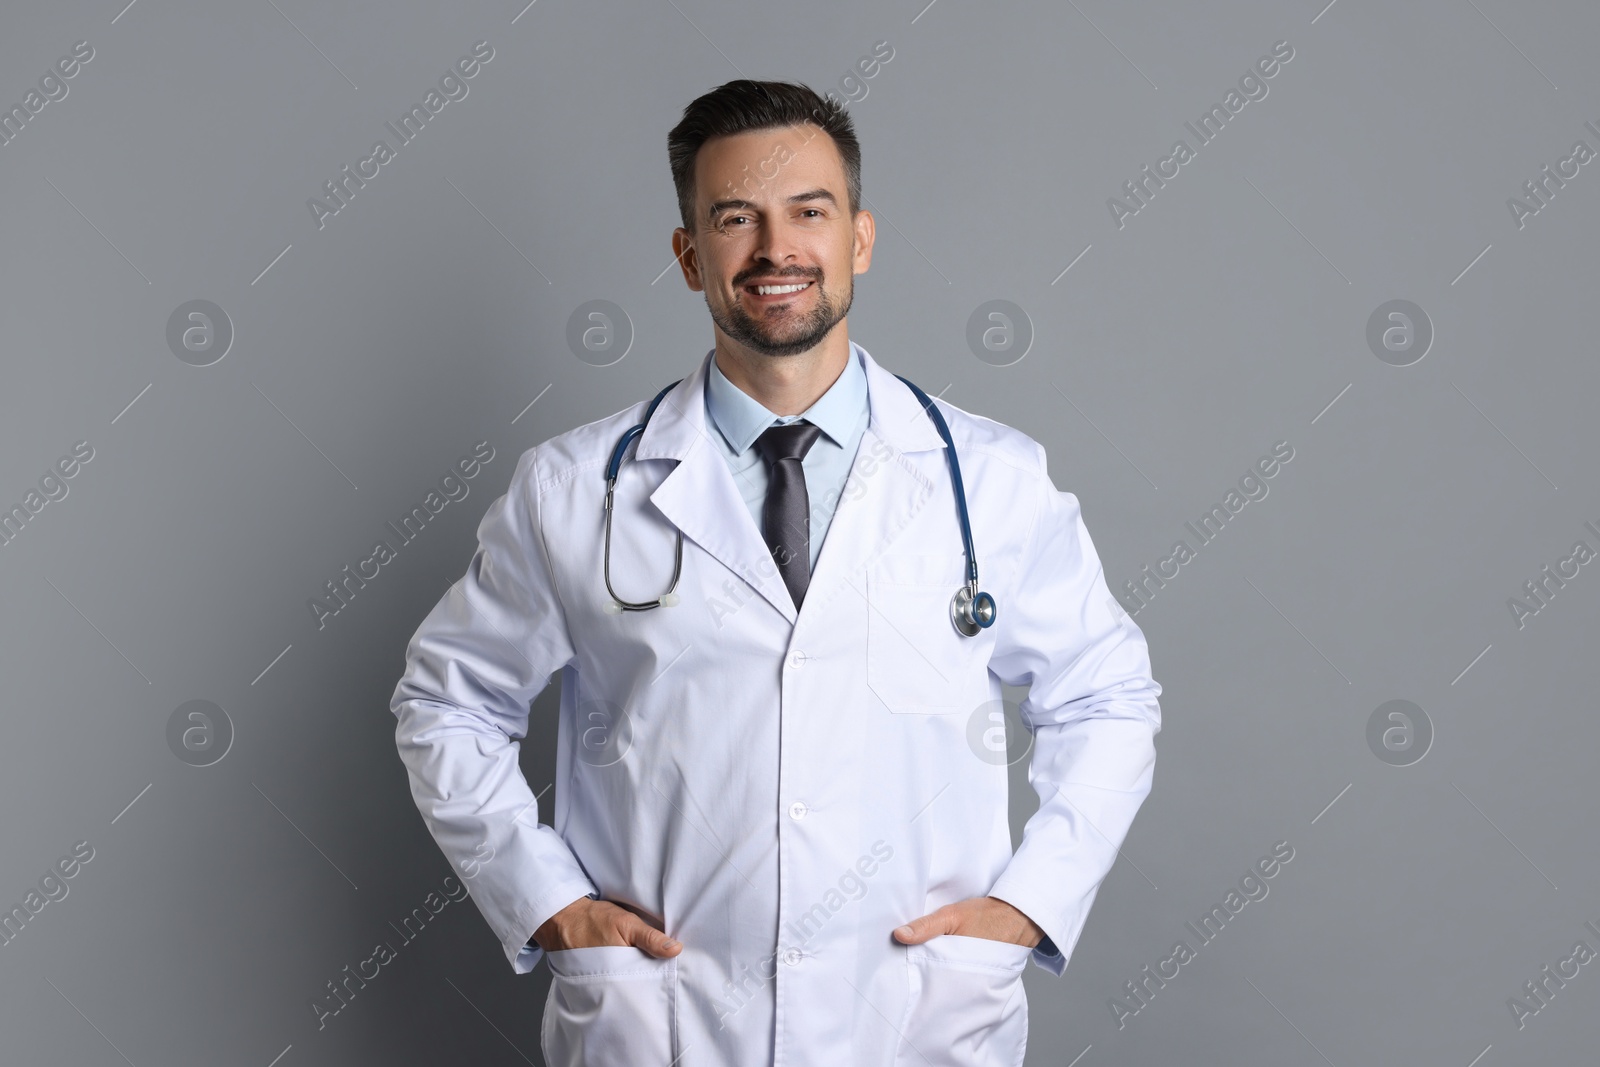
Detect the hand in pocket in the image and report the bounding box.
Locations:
[534,895,682,957]
[892,895,1044,950]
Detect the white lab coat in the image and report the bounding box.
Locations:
[391,342,1161,1067]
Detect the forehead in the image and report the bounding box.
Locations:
[693,123,846,204]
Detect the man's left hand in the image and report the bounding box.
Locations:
[892,896,1044,949]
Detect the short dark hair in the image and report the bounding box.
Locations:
[667,79,861,233]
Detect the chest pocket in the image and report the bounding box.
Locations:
[865,553,992,715]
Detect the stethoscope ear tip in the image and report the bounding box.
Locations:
[604,593,679,614]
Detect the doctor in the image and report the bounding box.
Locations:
[391,78,1161,1066]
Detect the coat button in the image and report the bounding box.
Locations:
[783,948,803,966]
[788,801,808,820]
[788,649,807,669]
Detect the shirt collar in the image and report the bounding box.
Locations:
[704,340,868,455]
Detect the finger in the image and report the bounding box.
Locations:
[893,905,958,945]
[625,915,682,957]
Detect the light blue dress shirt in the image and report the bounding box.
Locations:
[703,341,869,572]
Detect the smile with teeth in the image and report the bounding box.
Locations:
[747,280,814,296]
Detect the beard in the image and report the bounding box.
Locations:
[707,271,854,358]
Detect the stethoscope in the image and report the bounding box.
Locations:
[603,374,997,637]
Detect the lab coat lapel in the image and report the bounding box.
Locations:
[800,343,948,615]
[637,352,800,625]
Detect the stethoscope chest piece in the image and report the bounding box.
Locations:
[950,582,997,637]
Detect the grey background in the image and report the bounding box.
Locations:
[1,0,1595,1063]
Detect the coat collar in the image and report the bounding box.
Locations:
[633,340,947,624]
[633,340,944,463]
[704,340,867,456]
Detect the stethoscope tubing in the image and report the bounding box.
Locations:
[602,372,995,634]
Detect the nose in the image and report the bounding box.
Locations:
[749,213,805,272]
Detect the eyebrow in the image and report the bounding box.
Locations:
[706,188,838,219]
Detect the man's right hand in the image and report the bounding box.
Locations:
[532,896,682,958]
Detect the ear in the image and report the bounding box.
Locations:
[672,227,705,291]
[851,209,875,276]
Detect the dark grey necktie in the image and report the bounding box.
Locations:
[753,420,822,609]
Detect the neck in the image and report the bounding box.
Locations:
[713,331,851,416]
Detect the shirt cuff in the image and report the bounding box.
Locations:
[505,881,599,974]
[987,885,1071,977]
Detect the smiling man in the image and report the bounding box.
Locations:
[391,79,1162,1067]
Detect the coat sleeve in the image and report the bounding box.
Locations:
[389,445,597,974]
[983,440,1162,977]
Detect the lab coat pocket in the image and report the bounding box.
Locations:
[867,566,986,714]
[541,946,678,1067]
[894,934,1031,1067]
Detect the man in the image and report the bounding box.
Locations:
[390,79,1161,1066]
